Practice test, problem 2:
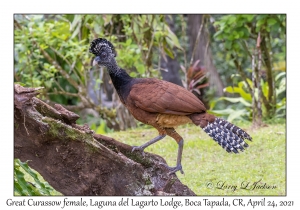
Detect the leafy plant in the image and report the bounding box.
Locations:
[14,159,60,195]
[210,79,251,122]
[211,14,286,122]
[210,72,286,122]
[90,119,113,134]
[14,14,183,130]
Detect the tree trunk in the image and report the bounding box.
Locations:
[14,84,195,196]
[187,14,224,97]
[160,15,184,87]
[160,56,184,87]
[261,36,276,118]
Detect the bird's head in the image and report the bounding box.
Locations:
[89,38,117,68]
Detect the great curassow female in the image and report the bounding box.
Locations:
[89,38,252,175]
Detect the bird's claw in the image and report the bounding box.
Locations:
[131,146,145,156]
[159,163,184,175]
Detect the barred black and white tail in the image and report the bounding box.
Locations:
[202,117,252,153]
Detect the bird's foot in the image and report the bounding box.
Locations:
[159,163,184,175]
[131,146,145,156]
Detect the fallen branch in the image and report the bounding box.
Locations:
[14,84,195,196]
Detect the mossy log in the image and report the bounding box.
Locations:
[14,84,195,196]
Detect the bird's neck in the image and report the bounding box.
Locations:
[106,59,133,90]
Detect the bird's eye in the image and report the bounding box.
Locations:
[101,52,107,59]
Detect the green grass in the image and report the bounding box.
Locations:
[106,121,286,196]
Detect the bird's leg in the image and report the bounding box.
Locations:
[160,128,184,175]
[132,134,166,156]
[163,139,184,174]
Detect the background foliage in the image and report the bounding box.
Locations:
[210,14,286,123]
[14,14,185,131]
[14,14,286,129]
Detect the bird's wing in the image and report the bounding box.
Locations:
[128,78,206,115]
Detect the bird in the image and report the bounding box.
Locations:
[89,38,252,175]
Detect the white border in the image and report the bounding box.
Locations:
[1,0,298,209]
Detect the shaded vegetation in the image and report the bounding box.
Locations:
[14,14,286,130]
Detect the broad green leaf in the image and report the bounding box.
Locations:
[238,30,244,38]
[166,26,183,50]
[261,80,269,98]
[224,40,232,49]
[70,15,82,31]
[14,168,30,195]
[245,15,254,22]
[275,72,286,81]
[14,159,57,196]
[245,78,253,89]
[136,64,145,74]
[209,99,219,110]
[70,22,82,40]
[276,85,286,96]
[232,42,240,50]
[130,72,137,77]
[214,30,223,40]
[14,181,23,196]
[40,43,48,50]
[126,38,132,46]
[227,109,247,122]
[18,160,51,195]
[103,15,113,26]
[90,123,97,131]
[224,86,251,101]
[230,74,241,79]
[267,18,277,26]
[94,23,101,34]
[96,121,107,134]
[220,97,252,107]
[210,108,236,115]
[163,46,174,59]
[256,18,266,31]
[227,15,236,24]
[232,31,239,39]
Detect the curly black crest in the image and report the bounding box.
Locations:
[89,38,117,57]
